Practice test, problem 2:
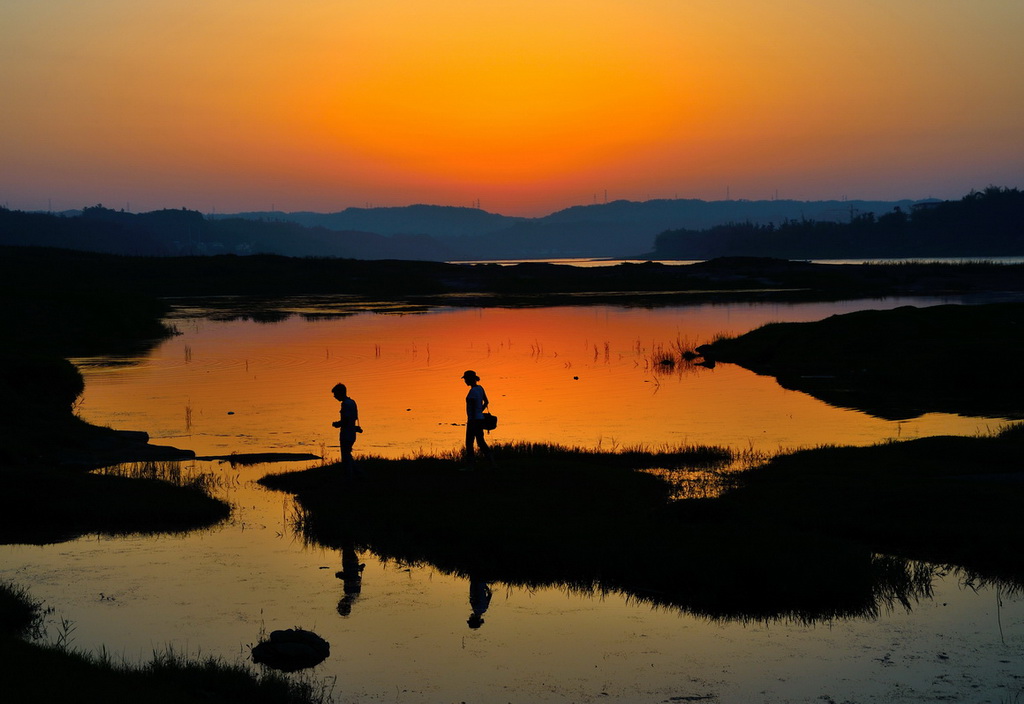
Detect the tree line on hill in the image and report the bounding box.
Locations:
[651,187,1024,259]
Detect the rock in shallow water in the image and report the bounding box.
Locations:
[251,628,330,671]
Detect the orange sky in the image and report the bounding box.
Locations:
[2,1,1022,216]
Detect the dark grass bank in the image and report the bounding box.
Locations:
[714,423,1024,585]
[259,442,947,623]
[0,582,328,704]
[0,355,226,545]
[697,301,1024,420]
[0,462,230,545]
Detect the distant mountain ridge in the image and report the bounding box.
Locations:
[214,198,924,259]
[9,193,1016,261]
[217,204,524,238]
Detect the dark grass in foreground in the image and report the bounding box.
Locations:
[0,583,328,704]
[260,441,945,623]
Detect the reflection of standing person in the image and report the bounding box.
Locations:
[467,577,492,629]
[462,370,493,468]
[335,540,365,617]
[331,383,361,478]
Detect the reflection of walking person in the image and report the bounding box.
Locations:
[467,577,492,629]
[331,383,362,478]
[462,370,494,468]
[335,540,365,617]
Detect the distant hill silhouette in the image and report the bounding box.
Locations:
[0,205,451,259]
[218,204,524,238]
[215,198,923,259]
[3,189,1020,260]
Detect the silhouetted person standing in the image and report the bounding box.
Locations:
[331,383,361,478]
[462,370,493,468]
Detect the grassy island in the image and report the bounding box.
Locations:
[259,424,1024,625]
[696,301,1024,419]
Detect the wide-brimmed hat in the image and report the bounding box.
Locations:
[461,370,479,381]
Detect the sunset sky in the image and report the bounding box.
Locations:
[2,1,1022,216]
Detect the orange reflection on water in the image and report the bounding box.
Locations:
[72,300,1009,463]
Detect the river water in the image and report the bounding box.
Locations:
[2,294,1022,703]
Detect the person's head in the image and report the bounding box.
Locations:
[467,613,484,629]
[331,383,347,400]
[461,370,479,386]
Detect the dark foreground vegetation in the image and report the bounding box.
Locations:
[0,582,328,704]
[697,301,1024,420]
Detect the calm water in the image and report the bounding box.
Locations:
[3,295,1022,703]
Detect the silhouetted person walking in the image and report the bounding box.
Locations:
[461,370,494,468]
[331,383,361,478]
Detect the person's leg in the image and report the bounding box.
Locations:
[472,421,495,467]
[464,423,475,464]
[341,436,355,477]
[475,426,489,455]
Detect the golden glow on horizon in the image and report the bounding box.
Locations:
[1,1,1022,214]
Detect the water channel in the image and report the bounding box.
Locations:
[3,294,1022,703]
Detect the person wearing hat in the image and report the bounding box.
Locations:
[461,370,494,468]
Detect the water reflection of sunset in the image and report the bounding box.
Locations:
[73,300,1009,461]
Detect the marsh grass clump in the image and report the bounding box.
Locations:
[0,581,48,639]
[96,460,222,494]
[651,346,677,369]
[471,440,734,469]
